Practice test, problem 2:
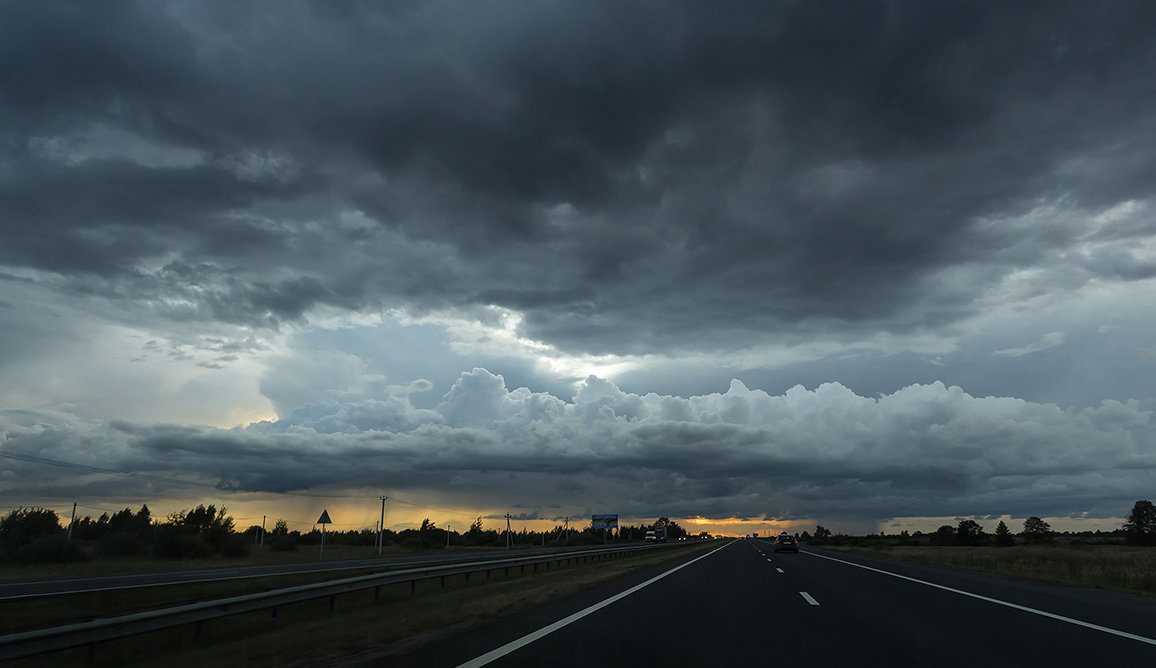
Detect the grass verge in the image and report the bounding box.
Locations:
[822,543,1156,595]
[0,543,485,583]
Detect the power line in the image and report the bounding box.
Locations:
[0,450,224,491]
[0,449,473,525]
[0,450,377,500]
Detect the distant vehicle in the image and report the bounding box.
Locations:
[645,530,657,541]
[645,527,667,542]
[773,533,799,553]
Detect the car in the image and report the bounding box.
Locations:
[773,533,799,552]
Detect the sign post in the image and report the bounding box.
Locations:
[317,509,332,560]
[591,514,618,544]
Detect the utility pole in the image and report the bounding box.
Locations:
[261,515,266,546]
[67,502,76,542]
[505,513,512,549]
[446,523,451,548]
[378,496,387,555]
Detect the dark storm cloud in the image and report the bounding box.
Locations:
[4,1,1155,354]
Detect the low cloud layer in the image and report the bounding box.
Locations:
[4,370,1151,524]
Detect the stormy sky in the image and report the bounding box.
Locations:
[2,1,1154,533]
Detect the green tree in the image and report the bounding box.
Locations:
[0,507,63,552]
[155,505,241,558]
[269,519,297,552]
[0,507,86,564]
[930,524,956,546]
[993,520,1016,546]
[662,520,688,541]
[172,505,235,537]
[1021,516,1053,544]
[955,520,986,546]
[95,505,152,556]
[1123,500,1156,546]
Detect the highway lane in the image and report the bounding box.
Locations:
[382,539,1156,667]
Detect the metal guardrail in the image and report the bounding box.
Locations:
[0,542,693,660]
[0,544,643,600]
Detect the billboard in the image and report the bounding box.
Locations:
[591,514,618,529]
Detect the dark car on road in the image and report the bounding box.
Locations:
[773,533,799,552]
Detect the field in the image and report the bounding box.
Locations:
[827,542,1156,595]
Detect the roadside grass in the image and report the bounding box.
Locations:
[0,544,500,634]
[823,543,1156,595]
[7,542,716,667]
[0,567,391,634]
[0,543,611,634]
[0,543,484,583]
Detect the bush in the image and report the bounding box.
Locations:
[269,535,299,552]
[152,527,211,560]
[95,533,150,557]
[10,534,87,564]
[219,534,251,558]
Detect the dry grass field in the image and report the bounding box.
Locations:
[828,543,1156,595]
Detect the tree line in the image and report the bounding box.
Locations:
[0,505,699,564]
[0,504,251,564]
[800,500,1156,548]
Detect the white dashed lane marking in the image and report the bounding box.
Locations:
[799,591,820,606]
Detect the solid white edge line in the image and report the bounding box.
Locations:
[799,591,820,605]
[456,542,732,668]
[804,550,1156,646]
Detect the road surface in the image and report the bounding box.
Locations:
[381,539,1156,667]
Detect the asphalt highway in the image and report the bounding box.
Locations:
[383,539,1156,667]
